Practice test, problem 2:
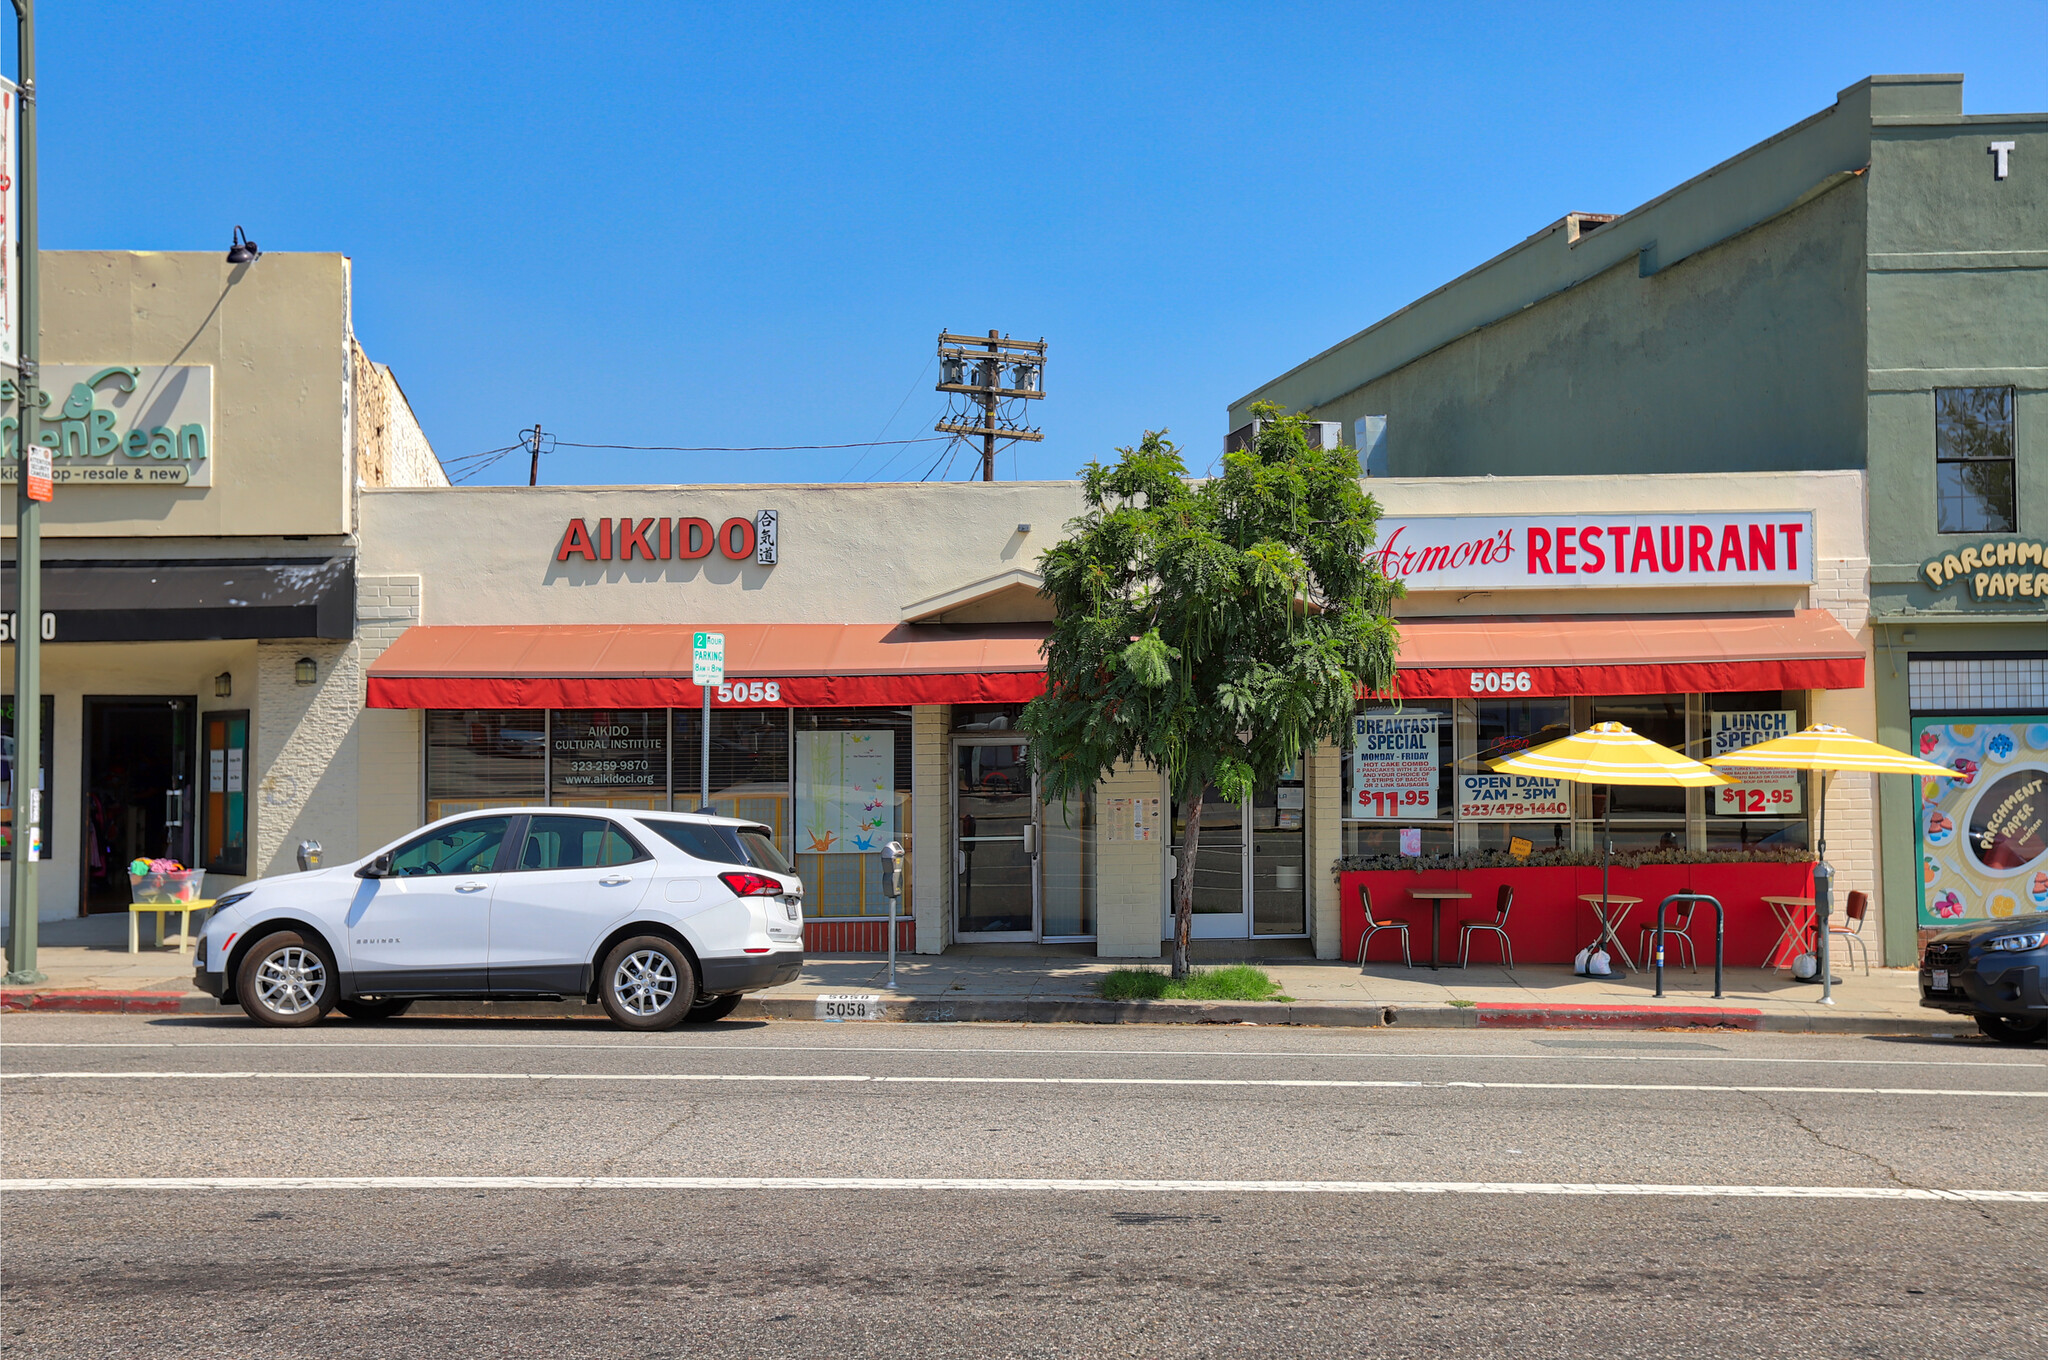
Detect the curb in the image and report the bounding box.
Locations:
[0,988,1968,1036]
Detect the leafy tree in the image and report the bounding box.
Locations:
[1020,405,1402,977]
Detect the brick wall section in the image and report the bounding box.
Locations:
[1309,738,1343,958]
[1806,553,1882,949]
[1094,760,1167,958]
[254,640,359,876]
[351,342,449,488]
[357,575,424,852]
[910,706,950,954]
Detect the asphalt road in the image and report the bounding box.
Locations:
[3,1014,2044,1359]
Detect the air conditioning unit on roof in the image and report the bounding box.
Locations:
[1224,419,1341,455]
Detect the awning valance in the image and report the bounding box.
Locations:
[1,557,354,642]
[365,610,1864,711]
[1383,610,1864,699]
[365,622,1050,709]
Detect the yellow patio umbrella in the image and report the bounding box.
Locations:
[1491,722,1734,974]
[1704,723,1954,1000]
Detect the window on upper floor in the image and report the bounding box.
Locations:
[1935,387,2017,534]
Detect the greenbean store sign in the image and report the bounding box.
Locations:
[1,365,214,487]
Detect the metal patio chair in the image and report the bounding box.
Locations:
[1457,882,1515,969]
[1829,890,1873,976]
[1356,883,1413,969]
[1637,898,1700,974]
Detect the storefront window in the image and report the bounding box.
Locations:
[674,708,792,854]
[953,704,1024,733]
[549,709,666,810]
[426,710,544,822]
[1702,691,1809,853]
[1343,701,1455,860]
[0,696,53,861]
[1466,698,1572,852]
[1041,788,1095,938]
[794,708,910,918]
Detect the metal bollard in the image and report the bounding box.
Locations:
[1652,892,1724,999]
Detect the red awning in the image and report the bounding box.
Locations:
[1385,610,1865,699]
[367,623,1051,709]
[366,610,1864,710]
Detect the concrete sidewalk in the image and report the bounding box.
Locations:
[0,915,1958,1033]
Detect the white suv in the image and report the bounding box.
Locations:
[194,810,805,1030]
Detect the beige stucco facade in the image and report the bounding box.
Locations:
[1,251,441,928]
[352,465,1875,960]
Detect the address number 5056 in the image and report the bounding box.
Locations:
[1469,670,1533,693]
[716,681,782,703]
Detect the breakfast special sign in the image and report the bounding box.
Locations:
[1367,512,1815,590]
[1914,718,2048,927]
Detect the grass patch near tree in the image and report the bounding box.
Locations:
[1098,965,1291,1003]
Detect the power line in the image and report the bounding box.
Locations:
[844,354,937,481]
[552,437,950,453]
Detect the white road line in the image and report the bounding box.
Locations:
[2,1175,2042,1202]
[2,1070,2039,1097]
[3,1041,2038,1072]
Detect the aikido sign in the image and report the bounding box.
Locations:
[555,510,780,566]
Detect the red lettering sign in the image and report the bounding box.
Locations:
[1365,513,1817,589]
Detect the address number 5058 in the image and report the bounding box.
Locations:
[716,681,782,703]
[1469,670,1533,693]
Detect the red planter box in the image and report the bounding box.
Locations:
[1340,862,1816,968]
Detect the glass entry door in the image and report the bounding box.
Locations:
[954,739,1038,940]
[1170,768,1308,939]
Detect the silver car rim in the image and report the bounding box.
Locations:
[613,949,679,1016]
[255,946,327,1016]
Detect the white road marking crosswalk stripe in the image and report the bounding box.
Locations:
[2,1070,2040,1097]
[2,1175,2042,1202]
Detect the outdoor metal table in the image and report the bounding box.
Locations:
[1576,893,1643,972]
[1761,895,1818,970]
[1407,889,1472,970]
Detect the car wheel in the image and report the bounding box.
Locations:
[686,992,743,1024]
[235,931,337,1028]
[1976,1014,2048,1045]
[599,935,696,1031]
[335,998,414,1021]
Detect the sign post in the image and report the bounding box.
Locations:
[692,631,724,812]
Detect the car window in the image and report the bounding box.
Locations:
[644,819,791,873]
[517,815,645,871]
[387,817,514,877]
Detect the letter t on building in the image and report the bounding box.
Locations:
[1989,141,2015,180]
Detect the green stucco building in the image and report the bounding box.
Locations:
[1236,75,2046,967]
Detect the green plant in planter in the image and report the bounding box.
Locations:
[1332,846,1816,875]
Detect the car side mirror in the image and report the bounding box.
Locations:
[357,852,394,880]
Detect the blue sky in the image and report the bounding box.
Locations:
[15,2,2047,485]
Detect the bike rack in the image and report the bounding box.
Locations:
[1652,892,1724,999]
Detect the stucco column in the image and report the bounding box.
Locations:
[1093,760,1166,958]
[911,706,950,954]
[1309,737,1343,958]
[254,639,359,876]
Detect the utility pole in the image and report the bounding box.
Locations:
[525,423,543,486]
[935,330,1044,481]
[4,0,42,983]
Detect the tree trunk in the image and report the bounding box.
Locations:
[1172,781,1202,980]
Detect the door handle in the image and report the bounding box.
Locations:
[456,881,488,893]
[600,875,632,886]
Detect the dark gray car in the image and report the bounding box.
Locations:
[1920,911,2048,1044]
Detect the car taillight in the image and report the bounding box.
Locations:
[719,871,784,898]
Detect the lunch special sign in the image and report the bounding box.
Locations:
[1914,717,2048,926]
[1366,512,1815,590]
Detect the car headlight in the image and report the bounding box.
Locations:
[212,890,255,912]
[1986,931,2046,952]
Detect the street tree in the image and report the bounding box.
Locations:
[1019,405,1402,978]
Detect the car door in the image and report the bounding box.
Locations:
[346,815,513,995]
[488,814,654,994]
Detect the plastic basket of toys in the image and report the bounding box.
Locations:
[128,859,206,905]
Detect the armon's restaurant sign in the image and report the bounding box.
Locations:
[1369,512,1815,589]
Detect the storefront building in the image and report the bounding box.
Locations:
[355,467,1871,962]
[1231,73,2041,963]
[1,250,446,925]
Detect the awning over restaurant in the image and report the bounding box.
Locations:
[365,622,1052,709]
[366,609,1865,710]
[1384,609,1865,699]
[2,557,355,642]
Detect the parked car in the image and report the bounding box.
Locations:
[194,809,804,1030]
[1919,911,2048,1045]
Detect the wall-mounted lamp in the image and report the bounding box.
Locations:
[295,657,317,686]
[215,672,233,699]
[227,225,261,265]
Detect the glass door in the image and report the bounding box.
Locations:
[1251,768,1307,936]
[954,739,1037,940]
[1173,785,1248,938]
